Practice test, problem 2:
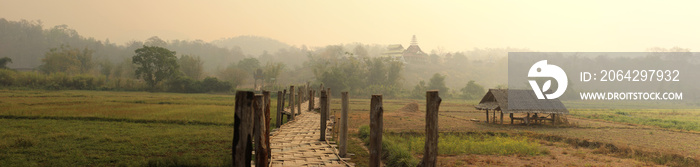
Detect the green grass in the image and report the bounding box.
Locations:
[385,133,548,156]
[0,89,292,166]
[0,89,288,128]
[571,109,700,131]
[0,119,232,166]
[357,125,548,167]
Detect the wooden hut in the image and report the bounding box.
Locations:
[475,89,568,125]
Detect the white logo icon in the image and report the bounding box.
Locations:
[528,60,567,99]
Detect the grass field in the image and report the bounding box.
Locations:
[0,89,293,166]
[3,89,700,166]
[571,108,700,131]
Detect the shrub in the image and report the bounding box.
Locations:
[0,68,16,86]
[201,77,232,92]
[167,76,202,93]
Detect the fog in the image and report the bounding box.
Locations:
[2,1,700,97]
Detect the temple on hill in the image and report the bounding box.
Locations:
[383,35,429,63]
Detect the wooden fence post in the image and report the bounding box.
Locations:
[320,90,328,141]
[327,88,331,120]
[281,89,287,123]
[369,95,383,167]
[308,89,314,111]
[263,91,271,159]
[253,95,268,167]
[233,91,254,167]
[297,88,302,113]
[276,91,283,128]
[339,92,349,157]
[289,86,295,121]
[421,91,441,167]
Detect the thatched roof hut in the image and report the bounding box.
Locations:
[475,89,568,125]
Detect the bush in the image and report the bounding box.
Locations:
[167,76,233,93]
[201,77,232,92]
[0,68,16,86]
[167,76,202,93]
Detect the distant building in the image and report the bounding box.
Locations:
[382,35,429,63]
[383,44,405,62]
[402,35,428,63]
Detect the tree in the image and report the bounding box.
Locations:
[132,46,179,89]
[262,62,285,86]
[237,57,260,73]
[218,63,248,89]
[428,73,448,94]
[99,60,113,81]
[412,80,427,98]
[460,80,485,100]
[0,57,11,69]
[178,55,203,80]
[353,45,368,58]
[145,36,167,47]
[77,47,94,74]
[39,45,93,75]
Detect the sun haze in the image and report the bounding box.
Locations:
[1,0,699,52]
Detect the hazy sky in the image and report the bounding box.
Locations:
[2,0,700,52]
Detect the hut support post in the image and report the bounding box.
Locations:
[552,114,556,125]
[510,113,514,124]
[500,111,503,125]
[525,113,530,125]
[485,109,489,123]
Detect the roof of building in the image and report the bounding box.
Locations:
[475,89,569,114]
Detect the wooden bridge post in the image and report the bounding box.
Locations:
[289,86,295,121]
[253,95,269,167]
[421,91,441,167]
[297,88,302,113]
[276,91,283,128]
[282,89,287,123]
[320,90,328,141]
[327,88,331,120]
[369,95,383,167]
[263,91,271,159]
[308,89,314,111]
[233,91,254,167]
[339,92,349,157]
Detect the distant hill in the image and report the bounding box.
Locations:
[212,36,290,56]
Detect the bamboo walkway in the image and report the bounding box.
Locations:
[268,98,353,167]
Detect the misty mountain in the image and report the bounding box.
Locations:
[212,36,290,57]
[0,18,246,72]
